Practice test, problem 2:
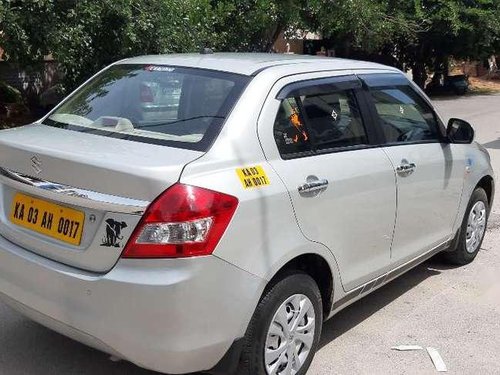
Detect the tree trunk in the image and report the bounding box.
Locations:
[263,23,284,52]
[433,54,449,77]
[412,42,428,89]
[443,55,449,76]
[412,61,427,89]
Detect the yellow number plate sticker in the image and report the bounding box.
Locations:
[236,165,270,189]
[10,193,85,246]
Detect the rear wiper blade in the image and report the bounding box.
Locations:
[137,115,224,129]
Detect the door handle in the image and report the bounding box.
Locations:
[298,178,329,195]
[396,160,416,176]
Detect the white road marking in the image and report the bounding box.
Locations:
[426,347,447,372]
[391,345,423,351]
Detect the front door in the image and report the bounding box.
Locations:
[361,74,465,264]
[259,74,397,291]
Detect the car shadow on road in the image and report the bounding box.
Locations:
[482,139,500,149]
[0,305,160,375]
[0,257,453,375]
[319,258,443,349]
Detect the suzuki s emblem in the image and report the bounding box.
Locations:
[31,156,42,174]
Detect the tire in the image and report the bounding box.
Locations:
[237,272,323,375]
[444,187,489,265]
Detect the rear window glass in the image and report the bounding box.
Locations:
[44,64,250,151]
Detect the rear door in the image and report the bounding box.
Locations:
[258,74,397,291]
[360,73,465,265]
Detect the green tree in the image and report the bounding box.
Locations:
[47,0,216,90]
[1,0,498,91]
[389,0,500,87]
[0,0,57,65]
[305,0,411,53]
[1,0,215,90]
[209,0,303,51]
[1,0,300,90]
[306,0,500,88]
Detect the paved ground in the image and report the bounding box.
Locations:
[309,94,500,375]
[0,94,499,375]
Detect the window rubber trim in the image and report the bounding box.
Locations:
[276,75,362,100]
[276,75,380,160]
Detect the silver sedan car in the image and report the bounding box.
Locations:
[0,53,494,375]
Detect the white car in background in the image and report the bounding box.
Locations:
[0,53,494,375]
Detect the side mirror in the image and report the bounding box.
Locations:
[447,118,474,144]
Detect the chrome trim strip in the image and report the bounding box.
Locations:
[0,167,150,214]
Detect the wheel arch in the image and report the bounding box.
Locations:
[264,253,335,318]
[476,175,495,210]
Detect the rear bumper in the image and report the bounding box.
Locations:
[0,234,264,374]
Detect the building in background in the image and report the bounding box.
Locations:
[272,31,331,56]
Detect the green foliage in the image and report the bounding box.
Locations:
[47,0,217,90]
[0,81,22,104]
[1,0,213,89]
[0,0,305,89]
[0,0,57,65]
[0,0,499,91]
[306,0,411,52]
[210,0,303,51]
[391,0,500,86]
[306,0,500,87]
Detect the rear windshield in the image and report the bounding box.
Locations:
[44,64,250,151]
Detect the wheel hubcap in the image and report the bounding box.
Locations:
[466,201,486,254]
[264,294,316,375]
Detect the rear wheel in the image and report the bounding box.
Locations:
[445,188,488,265]
[237,273,323,375]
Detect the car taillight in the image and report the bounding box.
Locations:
[122,183,238,258]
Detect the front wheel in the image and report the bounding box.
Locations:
[237,273,323,375]
[444,187,488,265]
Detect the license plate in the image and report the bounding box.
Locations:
[10,193,85,246]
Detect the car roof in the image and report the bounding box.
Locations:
[118,53,397,76]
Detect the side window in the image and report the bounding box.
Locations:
[369,86,440,144]
[274,97,312,156]
[302,90,367,150]
[273,88,368,157]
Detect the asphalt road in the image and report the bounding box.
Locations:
[309,94,500,375]
[0,94,499,375]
